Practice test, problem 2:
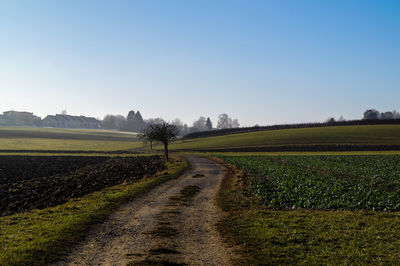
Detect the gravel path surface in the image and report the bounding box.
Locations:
[53,155,238,266]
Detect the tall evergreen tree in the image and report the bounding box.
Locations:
[134,111,143,123]
[133,111,145,131]
[127,110,135,120]
[206,117,213,130]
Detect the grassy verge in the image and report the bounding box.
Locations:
[0,156,189,266]
[224,210,400,265]
[215,157,400,265]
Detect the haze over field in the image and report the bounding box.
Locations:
[1,0,399,126]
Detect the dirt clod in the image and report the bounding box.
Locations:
[127,259,186,266]
[149,248,180,255]
[147,226,179,238]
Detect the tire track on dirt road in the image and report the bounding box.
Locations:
[54,155,239,266]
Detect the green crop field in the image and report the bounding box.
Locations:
[216,154,400,264]
[171,125,400,150]
[218,155,400,211]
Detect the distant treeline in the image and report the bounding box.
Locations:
[102,112,240,135]
[183,119,400,140]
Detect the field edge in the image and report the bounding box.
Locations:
[0,155,190,266]
[213,155,400,265]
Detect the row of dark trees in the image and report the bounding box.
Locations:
[363,109,400,120]
[326,109,400,123]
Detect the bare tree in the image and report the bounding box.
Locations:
[217,113,230,129]
[171,118,185,136]
[145,117,164,125]
[325,117,335,123]
[140,126,154,149]
[142,120,178,160]
[217,113,240,129]
[393,110,400,119]
[231,118,240,128]
[102,114,126,129]
[192,116,208,132]
[382,111,395,119]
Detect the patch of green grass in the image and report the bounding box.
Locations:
[224,210,400,265]
[0,138,142,151]
[0,126,138,138]
[0,156,189,265]
[171,125,400,150]
[0,126,142,151]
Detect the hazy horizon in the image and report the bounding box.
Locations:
[1,0,399,127]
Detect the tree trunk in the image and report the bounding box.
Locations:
[164,143,169,161]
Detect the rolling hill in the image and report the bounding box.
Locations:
[170,124,400,152]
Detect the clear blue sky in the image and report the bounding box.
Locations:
[1,0,399,126]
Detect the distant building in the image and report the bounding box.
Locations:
[42,114,101,129]
[0,111,41,126]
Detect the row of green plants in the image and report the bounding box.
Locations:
[217,155,400,210]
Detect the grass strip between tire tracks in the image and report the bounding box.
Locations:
[0,155,190,266]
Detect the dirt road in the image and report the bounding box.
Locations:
[54,155,238,266]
